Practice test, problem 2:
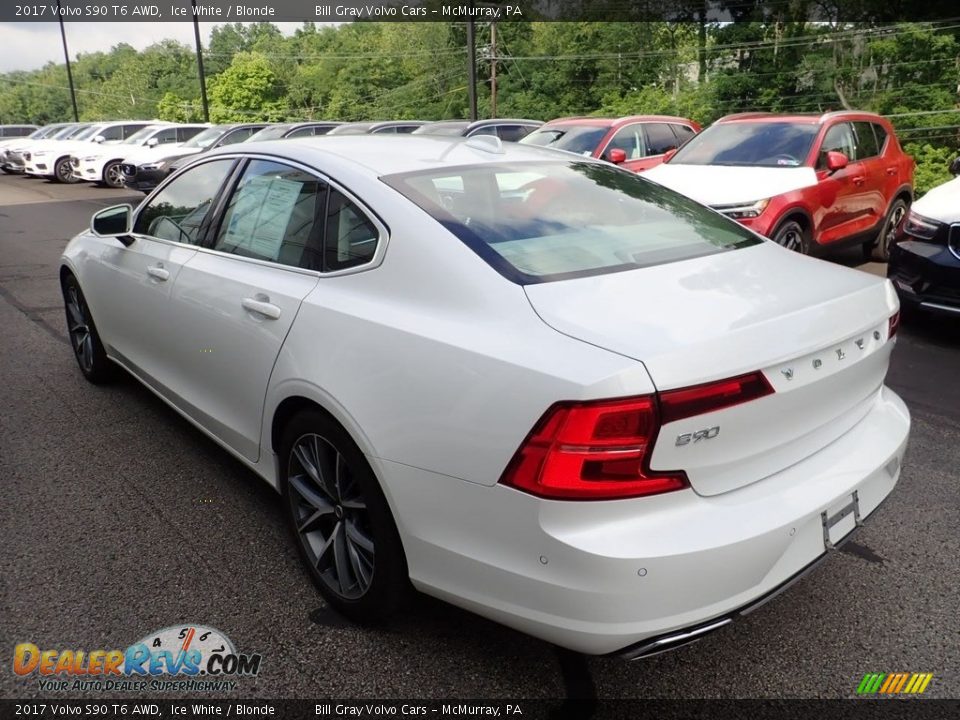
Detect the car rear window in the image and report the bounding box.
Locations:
[383,161,760,284]
[520,125,609,156]
[670,122,819,167]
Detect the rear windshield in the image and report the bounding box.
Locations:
[669,122,819,167]
[519,125,608,156]
[382,161,760,284]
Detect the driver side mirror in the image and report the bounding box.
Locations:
[91,204,135,247]
[826,151,849,172]
[606,148,627,165]
[663,148,678,162]
[93,135,106,144]
[147,137,159,147]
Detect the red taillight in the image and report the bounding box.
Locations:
[888,310,901,339]
[500,371,776,501]
[499,396,688,500]
[658,371,774,424]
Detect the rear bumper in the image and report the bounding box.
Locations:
[889,240,960,315]
[381,386,910,655]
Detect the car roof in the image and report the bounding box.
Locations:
[210,134,594,178]
[541,115,696,129]
[716,111,888,125]
[468,118,543,128]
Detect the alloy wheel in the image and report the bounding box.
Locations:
[65,286,94,373]
[884,204,907,253]
[104,162,123,187]
[287,433,375,600]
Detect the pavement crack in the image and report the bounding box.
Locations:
[0,282,67,345]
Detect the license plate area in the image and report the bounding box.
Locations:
[821,490,862,550]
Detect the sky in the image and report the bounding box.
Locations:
[0,22,307,73]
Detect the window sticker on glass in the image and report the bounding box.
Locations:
[222,175,304,260]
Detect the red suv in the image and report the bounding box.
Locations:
[645,112,914,260]
[519,115,701,173]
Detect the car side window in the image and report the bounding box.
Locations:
[819,123,856,166]
[496,125,531,142]
[671,124,696,144]
[133,159,235,245]
[324,189,380,271]
[213,160,326,270]
[155,128,178,145]
[218,128,258,146]
[286,127,316,138]
[644,123,680,156]
[605,126,643,160]
[853,122,879,159]
[177,126,202,142]
[121,124,145,139]
[872,124,888,154]
[99,126,124,141]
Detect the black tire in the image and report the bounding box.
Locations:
[280,409,409,623]
[771,218,812,255]
[871,198,908,262]
[54,156,77,184]
[61,274,115,384]
[102,160,124,188]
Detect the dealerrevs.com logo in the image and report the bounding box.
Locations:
[13,624,262,692]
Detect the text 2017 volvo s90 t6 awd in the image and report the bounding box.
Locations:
[60,135,910,657]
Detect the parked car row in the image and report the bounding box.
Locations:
[8,110,954,299]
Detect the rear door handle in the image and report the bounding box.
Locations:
[147,264,169,281]
[242,296,282,320]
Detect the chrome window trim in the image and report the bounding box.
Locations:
[131,152,390,278]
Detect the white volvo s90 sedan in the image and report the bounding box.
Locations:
[59,135,910,657]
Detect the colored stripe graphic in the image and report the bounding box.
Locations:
[857,672,933,694]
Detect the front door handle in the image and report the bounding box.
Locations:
[147,264,169,281]
[242,295,282,320]
[886,166,898,175]
[852,176,865,186]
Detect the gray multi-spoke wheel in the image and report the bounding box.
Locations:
[102,160,124,188]
[871,198,908,262]
[771,218,811,255]
[281,410,408,622]
[288,433,375,599]
[54,157,76,183]
[61,274,114,383]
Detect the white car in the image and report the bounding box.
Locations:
[24,121,150,182]
[0,123,71,172]
[60,136,910,656]
[71,124,207,187]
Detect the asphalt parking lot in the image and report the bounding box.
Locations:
[1,172,958,701]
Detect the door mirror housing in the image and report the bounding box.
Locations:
[91,204,135,246]
[606,148,627,165]
[826,151,849,172]
[93,135,106,144]
[663,148,678,163]
[146,137,159,147]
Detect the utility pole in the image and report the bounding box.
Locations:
[191,0,210,122]
[56,1,79,122]
[489,21,497,118]
[466,18,478,121]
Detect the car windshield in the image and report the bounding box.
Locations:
[413,122,469,136]
[180,126,224,149]
[55,125,88,140]
[519,125,609,156]
[247,125,292,141]
[669,122,820,167]
[123,126,165,144]
[383,161,760,284]
[73,125,106,141]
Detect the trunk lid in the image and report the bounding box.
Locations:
[524,242,899,496]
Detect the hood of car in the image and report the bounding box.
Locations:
[912,176,960,224]
[121,144,187,165]
[644,163,818,206]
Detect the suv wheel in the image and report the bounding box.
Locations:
[54,157,77,184]
[771,219,811,255]
[102,161,124,188]
[870,199,908,262]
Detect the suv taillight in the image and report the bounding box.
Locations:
[499,372,774,501]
